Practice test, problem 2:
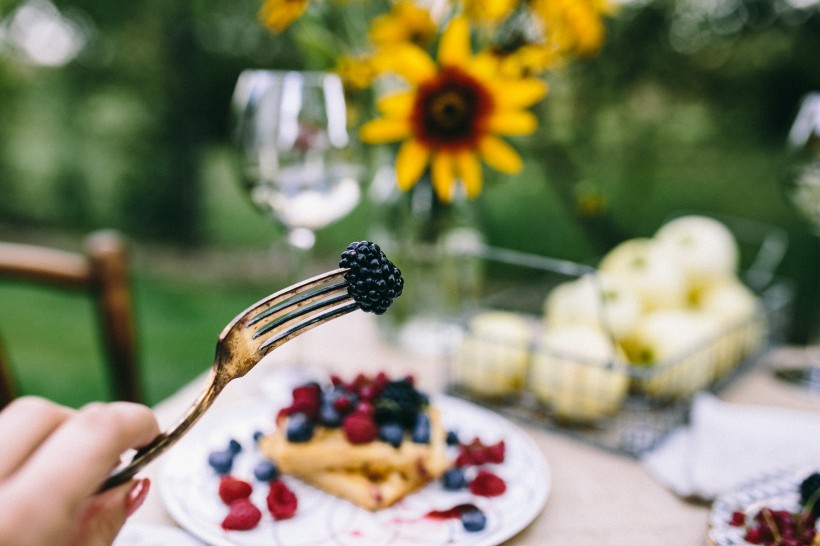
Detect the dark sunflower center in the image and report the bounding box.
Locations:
[412,67,493,151]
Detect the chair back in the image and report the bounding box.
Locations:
[0,231,142,407]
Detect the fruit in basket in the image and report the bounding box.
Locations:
[543,273,642,341]
[653,215,740,297]
[452,311,533,398]
[694,278,766,377]
[598,238,688,311]
[621,309,721,399]
[528,325,629,422]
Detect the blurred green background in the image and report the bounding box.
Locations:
[1,0,819,406]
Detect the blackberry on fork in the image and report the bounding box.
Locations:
[340,241,404,314]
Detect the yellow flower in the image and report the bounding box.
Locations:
[368,0,438,49]
[492,43,562,78]
[361,17,546,203]
[334,54,379,90]
[259,0,311,34]
[462,0,521,25]
[532,0,612,58]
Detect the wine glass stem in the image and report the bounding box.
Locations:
[286,227,316,280]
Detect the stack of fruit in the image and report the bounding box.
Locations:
[453,215,767,423]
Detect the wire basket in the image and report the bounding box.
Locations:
[444,215,794,457]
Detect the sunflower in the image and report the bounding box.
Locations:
[360,17,546,203]
[368,0,438,49]
[462,0,521,25]
[532,0,613,58]
[259,0,311,33]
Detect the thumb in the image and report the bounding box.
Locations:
[68,478,150,546]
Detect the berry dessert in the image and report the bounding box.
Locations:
[259,373,451,511]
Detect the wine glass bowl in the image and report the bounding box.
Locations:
[232,69,363,252]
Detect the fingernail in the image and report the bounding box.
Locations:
[125,478,151,517]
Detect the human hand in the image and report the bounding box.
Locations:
[0,396,160,546]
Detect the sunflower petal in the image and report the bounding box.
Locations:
[456,151,483,199]
[376,44,437,84]
[488,111,539,135]
[395,139,430,191]
[377,91,414,117]
[431,153,456,203]
[479,136,523,174]
[438,16,471,66]
[492,78,548,109]
[360,118,410,143]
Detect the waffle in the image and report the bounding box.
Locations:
[259,406,451,511]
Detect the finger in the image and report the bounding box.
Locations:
[68,478,150,546]
[0,396,74,479]
[11,402,160,514]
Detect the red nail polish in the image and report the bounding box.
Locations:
[125,478,150,517]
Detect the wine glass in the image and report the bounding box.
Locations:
[232,69,363,274]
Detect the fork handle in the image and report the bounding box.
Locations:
[98,369,225,492]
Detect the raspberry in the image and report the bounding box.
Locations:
[290,383,322,420]
[456,439,505,466]
[267,479,298,520]
[469,470,507,497]
[218,476,253,505]
[221,498,262,531]
[339,241,404,315]
[342,412,378,444]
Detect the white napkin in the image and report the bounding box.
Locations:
[641,392,820,500]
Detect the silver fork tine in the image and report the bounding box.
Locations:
[257,300,360,353]
[222,268,349,334]
[248,278,349,327]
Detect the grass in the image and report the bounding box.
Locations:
[0,273,273,407]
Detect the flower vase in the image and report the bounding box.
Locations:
[368,170,484,355]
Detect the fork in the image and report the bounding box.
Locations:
[100,242,402,491]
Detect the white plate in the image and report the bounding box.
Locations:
[159,394,550,546]
[708,465,819,546]
[113,522,205,546]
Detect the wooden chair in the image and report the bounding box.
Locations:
[0,230,142,407]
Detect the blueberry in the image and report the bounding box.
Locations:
[253,460,279,481]
[411,412,430,444]
[227,438,242,454]
[379,422,404,448]
[252,430,264,443]
[441,468,467,491]
[460,508,487,532]
[446,430,460,446]
[286,412,314,443]
[318,402,342,428]
[207,449,233,474]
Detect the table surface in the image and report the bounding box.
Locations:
[129,312,820,546]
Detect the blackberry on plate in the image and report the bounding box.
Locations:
[339,241,404,315]
[800,472,820,517]
[374,378,424,428]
